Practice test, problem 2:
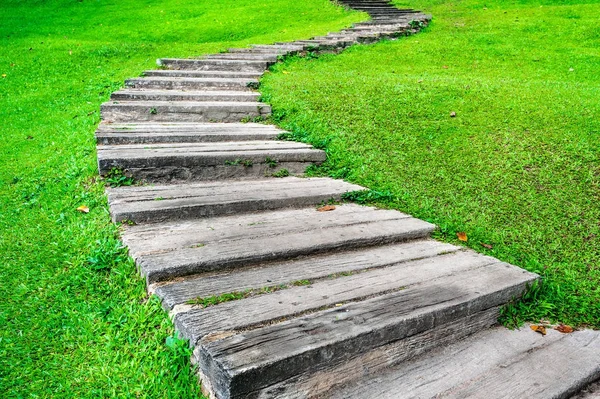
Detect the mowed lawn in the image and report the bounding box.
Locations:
[0,1,363,397]
[261,0,600,328]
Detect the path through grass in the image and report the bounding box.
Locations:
[0,1,363,397]
[262,0,600,329]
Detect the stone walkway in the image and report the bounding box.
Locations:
[95,1,600,398]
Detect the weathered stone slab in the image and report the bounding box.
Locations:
[194,263,536,399]
[125,77,257,90]
[155,239,458,309]
[100,101,271,123]
[97,140,326,181]
[156,58,270,71]
[175,250,502,345]
[332,327,600,399]
[107,176,363,223]
[119,204,434,282]
[96,121,280,145]
[142,70,262,79]
[110,89,260,103]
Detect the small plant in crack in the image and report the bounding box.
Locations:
[149,108,158,115]
[187,279,315,307]
[265,157,278,168]
[272,169,290,178]
[105,167,135,187]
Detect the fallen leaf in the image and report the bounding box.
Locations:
[76,205,90,214]
[317,205,336,212]
[554,324,574,334]
[335,303,343,307]
[282,71,289,74]
[1,74,6,78]
[530,324,547,336]
[442,65,449,69]
[457,232,468,242]
[450,111,457,117]
[480,242,493,249]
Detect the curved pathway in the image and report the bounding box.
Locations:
[95,1,600,398]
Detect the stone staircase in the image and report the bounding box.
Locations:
[95,1,600,398]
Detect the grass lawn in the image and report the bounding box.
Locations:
[262,0,600,328]
[0,1,363,397]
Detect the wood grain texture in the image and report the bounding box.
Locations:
[107,177,363,223]
[119,204,434,283]
[174,250,498,344]
[331,327,600,399]
[194,263,536,398]
[156,239,458,309]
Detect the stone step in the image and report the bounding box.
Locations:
[251,44,308,51]
[106,176,364,223]
[142,70,263,79]
[291,39,346,49]
[125,77,257,90]
[97,140,326,183]
[204,53,281,62]
[332,327,600,399]
[226,47,297,55]
[157,58,270,71]
[155,239,459,310]
[110,89,260,103]
[119,204,436,283]
[352,7,416,14]
[95,122,282,145]
[185,255,536,398]
[100,101,271,123]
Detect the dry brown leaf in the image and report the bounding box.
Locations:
[442,65,449,69]
[530,325,547,336]
[457,232,468,242]
[554,324,574,334]
[481,242,493,249]
[317,205,336,212]
[76,205,90,214]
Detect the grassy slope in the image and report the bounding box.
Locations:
[0,1,363,397]
[262,0,600,328]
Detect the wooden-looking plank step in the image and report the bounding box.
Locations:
[191,260,536,399]
[106,176,364,223]
[97,140,325,182]
[142,70,263,79]
[125,77,257,90]
[110,89,260,103]
[332,327,600,399]
[119,204,435,283]
[96,122,280,132]
[95,122,282,145]
[205,53,281,62]
[100,101,271,123]
[175,249,500,344]
[155,239,459,310]
[156,58,270,71]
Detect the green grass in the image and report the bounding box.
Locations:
[0,1,364,397]
[262,0,600,328]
